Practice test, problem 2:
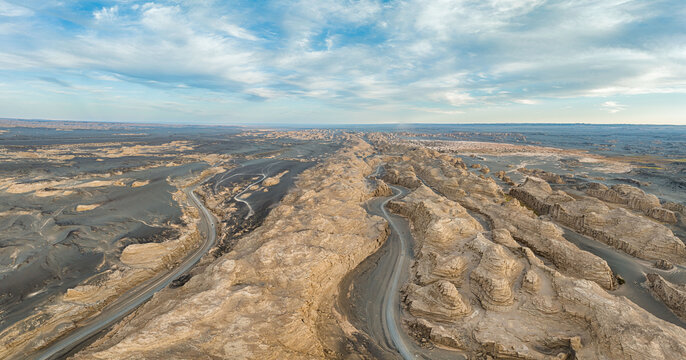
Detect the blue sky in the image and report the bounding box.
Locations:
[0,0,685,124]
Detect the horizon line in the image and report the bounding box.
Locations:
[2,117,685,128]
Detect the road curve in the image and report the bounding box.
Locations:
[379,185,415,360]
[29,187,217,360]
[350,174,461,360]
[232,163,274,220]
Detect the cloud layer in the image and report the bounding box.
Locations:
[1,0,685,124]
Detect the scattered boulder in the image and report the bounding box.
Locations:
[517,168,564,184]
[655,259,675,270]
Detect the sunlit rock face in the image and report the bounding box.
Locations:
[510,176,686,264]
[375,137,686,359]
[73,137,391,359]
[587,182,678,223]
[646,274,686,322]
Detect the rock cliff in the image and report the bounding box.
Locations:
[74,137,390,359]
[646,273,686,322]
[387,176,686,359]
[510,177,686,264]
[587,182,677,223]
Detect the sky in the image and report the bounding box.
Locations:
[0,0,685,125]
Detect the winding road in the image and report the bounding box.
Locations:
[231,163,275,219]
[345,170,465,360]
[29,187,217,360]
[379,185,415,360]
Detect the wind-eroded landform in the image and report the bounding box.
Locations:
[1,122,686,359]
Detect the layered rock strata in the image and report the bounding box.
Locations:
[646,273,686,322]
[587,182,677,223]
[381,146,616,290]
[518,167,564,184]
[388,178,686,359]
[74,137,390,359]
[511,177,686,264]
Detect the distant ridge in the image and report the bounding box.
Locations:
[0,118,248,130]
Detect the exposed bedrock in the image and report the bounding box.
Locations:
[665,201,686,218]
[587,182,677,223]
[517,167,564,184]
[468,233,523,311]
[511,177,686,264]
[74,137,391,359]
[381,151,615,291]
[405,280,472,321]
[587,182,659,212]
[495,170,515,185]
[388,185,483,248]
[482,200,616,290]
[370,178,393,197]
[648,207,679,224]
[646,273,686,322]
[381,162,422,189]
[387,177,686,359]
[552,274,686,360]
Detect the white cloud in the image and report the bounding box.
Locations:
[601,101,626,113]
[514,99,539,105]
[93,6,119,22]
[215,19,259,41]
[443,91,475,106]
[1,0,685,121]
[0,1,32,17]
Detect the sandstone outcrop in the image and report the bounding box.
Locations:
[665,201,686,217]
[587,182,677,223]
[75,203,101,212]
[262,170,289,187]
[74,137,390,359]
[494,170,514,185]
[468,234,522,310]
[587,182,659,212]
[385,168,686,359]
[382,162,422,189]
[518,167,564,184]
[483,199,616,290]
[510,177,686,264]
[655,259,675,270]
[383,149,616,290]
[370,178,393,197]
[648,206,678,224]
[406,280,472,321]
[646,273,686,322]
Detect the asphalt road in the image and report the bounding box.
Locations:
[28,187,217,360]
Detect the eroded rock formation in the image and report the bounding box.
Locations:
[73,137,390,359]
[381,147,616,290]
[518,167,564,184]
[646,273,686,322]
[587,182,677,223]
[373,137,686,359]
[510,177,686,263]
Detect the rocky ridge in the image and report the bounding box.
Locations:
[73,137,390,359]
[372,136,686,359]
[378,145,616,290]
[587,182,678,223]
[646,273,686,322]
[510,177,686,264]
